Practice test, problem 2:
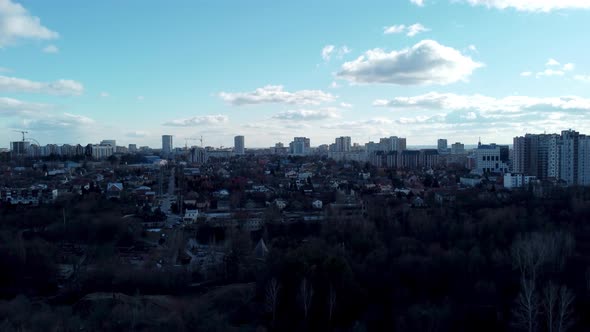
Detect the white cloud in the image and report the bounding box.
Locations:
[336,40,483,85]
[407,23,430,37]
[99,92,109,97]
[374,92,590,114]
[136,95,144,101]
[410,0,425,6]
[42,44,58,53]
[322,45,335,61]
[321,45,351,61]
[522,59,576,79]
[20,112,95,130]
[384,23,429,37]
[462,0,590,12]
[329,81,340,89]
[563,63,575,71]
[0,75,83,95]
[340,102,353,108]
[273,108,341,121]
[163,114,229,127]
[126,131,149,138]
[0,0,59,47]
[574,75,590,83]
[0,67,10,73]
[468,44,478,53]
[383,24,406,34]
[219,85,336,106]
[536,69,564,78]
[0,96,51,115]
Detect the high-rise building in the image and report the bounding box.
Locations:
[100,140,116,147]
[10,141,30,156]
[128,144,137,153]
[379,136,406,152]
[451,142,465,155]
[162,135,173,155]
[512,134,558,179]
[234,135,245,155]
[560,130,580,185]
[290,137,310,155]
[437,139,448,154]
[578,136,590,186]
[335,136,351,152]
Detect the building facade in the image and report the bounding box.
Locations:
[234,135,245,155]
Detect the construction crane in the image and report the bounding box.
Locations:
[13,130,28,142]
[184,137,199,150]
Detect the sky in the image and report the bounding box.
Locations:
[1,0,590,149]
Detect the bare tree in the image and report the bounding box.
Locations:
[512,233,548,283]
[512,232,575,283]
[543,283,575,332]
[556,286,575,332]
[513,278,539,332]
[265,278,281,324]
[543,283,558,332]
[300,277,314,320]
[328,283,337,323]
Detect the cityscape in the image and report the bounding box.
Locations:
[2,0,590,331]
[5,128,590,188]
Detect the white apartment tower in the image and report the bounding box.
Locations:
[335,136,351,152]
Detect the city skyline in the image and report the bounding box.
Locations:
[2,1,590,148]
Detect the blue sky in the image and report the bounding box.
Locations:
[1,0,590,148]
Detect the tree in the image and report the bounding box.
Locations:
[265,278,281,325]
[300,277,314,320]
[513,277,539,332]
[543,283,575,332]
[328,283,337,323]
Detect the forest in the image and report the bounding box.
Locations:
[1,185,590,331]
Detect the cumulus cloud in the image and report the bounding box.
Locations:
[0,0,59,47]
[20,112,95,130]
[523,59,576,79]
[410,0,425,6]
[374,92,590,114]
[536,69,564,78]
[336,40,483,85]
[163,114,229,127]
[384,23,430,37]
[461,0,590,12]
[273,108,341,121]
[42,44,58,53]
[219,85,336,106]
[563,63,575,71]
[0,97,51,115]
[0,75,84,95]
[321,44,351,61]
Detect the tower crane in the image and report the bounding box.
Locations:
[13,130,28,142]
[184,137,199,150]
